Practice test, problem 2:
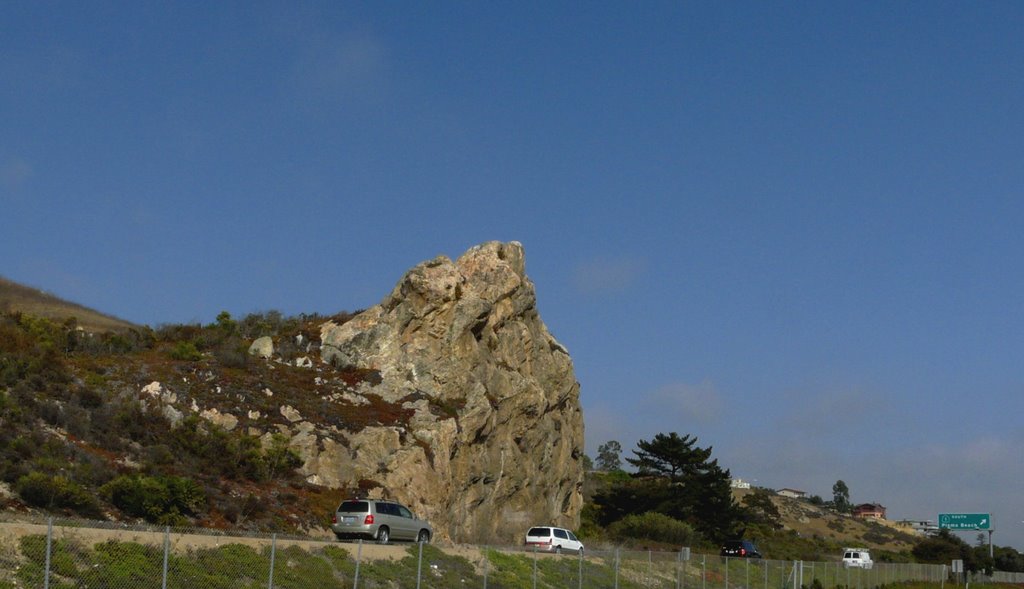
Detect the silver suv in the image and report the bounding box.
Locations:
[331,499,432,544]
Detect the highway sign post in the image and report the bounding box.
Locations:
[938,513,991,530]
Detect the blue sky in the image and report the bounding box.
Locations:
[4,2,1024,549]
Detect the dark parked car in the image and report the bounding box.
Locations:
[720,540,762,558]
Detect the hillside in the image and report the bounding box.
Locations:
[579,468,923,560]
[0,258,921,556]
[0,276,136,333]
[733,487,922,559]
[0,242,585,544]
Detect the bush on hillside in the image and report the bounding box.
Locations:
[212,336,248,368]
[100,474,206,525]
[169,341,202,361]
[607,512,703,547]
[16,472,102,517]
[264,433,303,479]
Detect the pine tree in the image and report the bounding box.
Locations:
[596,440,623,471]
[595,431,741,541]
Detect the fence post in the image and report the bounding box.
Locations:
[615,548,620,589]
[353,540,362,589]
[43,517,53,589]
[578,545,584,589]
[482,546,488,589]
[533,544,538,589]
[726,556,730,589]
[267,533,277,589]
[162,526,170,589]
[649,550,654,587]
[416,539,424,589]
[677,549,683,589]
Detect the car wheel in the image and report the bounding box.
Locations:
[417,529,431,544]
[376,527,390,544]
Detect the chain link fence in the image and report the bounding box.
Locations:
[0,515,955,589]
[987,570,1024,584]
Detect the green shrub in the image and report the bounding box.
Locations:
[15,472,101,516]
[0,315,72,386]
[607,512,703,546]
[78,541,164,589]
[74,385,104,409]
[100,474,205,525]
[169,341,202,361]
[264,433,303,479]
[213,337,248,368]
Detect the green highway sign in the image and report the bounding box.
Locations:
[939,513,991,530]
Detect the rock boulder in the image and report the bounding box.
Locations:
[317,241,584,543]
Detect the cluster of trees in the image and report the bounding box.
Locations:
[912,529,1024,573]
[586,432,767,545]
[795,479,853,513]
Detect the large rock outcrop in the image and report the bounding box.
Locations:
[316,241,584,543]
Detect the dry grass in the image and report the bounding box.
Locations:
[733,488,922,553]
[0,276,136,333]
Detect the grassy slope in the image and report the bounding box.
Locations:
[0,276,136,333]
[732,488,922,559]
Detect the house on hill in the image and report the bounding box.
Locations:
[853,503,887,519]
[777,488,806,499]
[897,519,938,534]
[730,478,751,489]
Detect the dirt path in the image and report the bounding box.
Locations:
[0,521,421,561]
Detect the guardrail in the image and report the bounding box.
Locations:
[0,515,956,589]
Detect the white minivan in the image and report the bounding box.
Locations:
[525,526,584,554]
[842,548,874,569]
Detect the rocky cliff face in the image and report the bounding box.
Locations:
[310,241,584,543]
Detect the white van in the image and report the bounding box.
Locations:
[842,548,873,569]
[525,526,584,554]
